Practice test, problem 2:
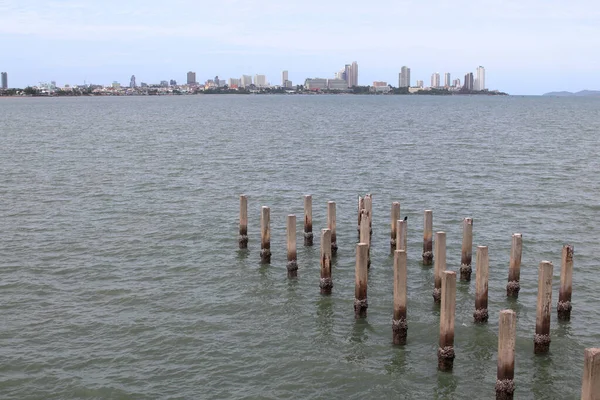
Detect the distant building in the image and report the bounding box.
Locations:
[348,61,358,87]
[416,80,424,88]
[112,81,121,89]
[282,70,289,86]
[240,75,253,87]
[228,78,241,88]
[284,80,293,89]
[328,79,348,90]
[1,72,7,89]
[254,74,267,87]
[452,78,461,88]
[431,73,440,88]
[187,71,196,85]
[373,81,387,87]
[140,82,148,88]
[170,79,177,86]
[335,69,346,81]
[463,73,474,91]
[476,66,485,90]
[444,73,451,88]
[160,80,169,87]
[399,66,410,88]
[304,78,328,90]
[130,75,136,88]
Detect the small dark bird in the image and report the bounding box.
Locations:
[404,216,408,221]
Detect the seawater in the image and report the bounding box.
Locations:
[1,95,599,399]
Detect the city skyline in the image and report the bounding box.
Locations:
[1,1,598,94]
[0,63,489,92]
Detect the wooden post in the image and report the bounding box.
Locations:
[396,219,407,252]
[260,206,271,263]
[354,243,369,318]
[390,202,400,252]
[433,231,446,303]
[239,195,248,249]
[506,233,522,297]
[327,201,338,256]
[423,210,433,265]
[460,217,473,281]
[474,246,489,323]
[496,310,517,400]
[438,271,456,371]
[558,244,574,321]
[364,194,373,238]
[534,261,553,354]
[360,210,371,268]
[303,195,313,246]
[286,215,298,277]
[320,229,333,295]
[393,249,408,345]
[582,348,600,400]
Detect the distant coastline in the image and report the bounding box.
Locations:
[542,90,600,97]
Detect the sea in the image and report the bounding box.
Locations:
[1,95,599,399]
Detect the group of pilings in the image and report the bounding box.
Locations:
[238,194,594,399]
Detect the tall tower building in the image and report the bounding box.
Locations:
[464,73,474,91]
[444,73,451,88]
[187,71,196,85]
[399,66,411,87]
[1,72,7,89]
[431,73,440,88]
[254,74,267,87]
[351,61,358,87]
[130,75,136,88]
[282,70,288,86]
[476,66,485,90]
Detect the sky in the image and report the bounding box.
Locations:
[1,0,599,95]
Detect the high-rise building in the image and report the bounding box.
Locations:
[130,75,136,88]
[444,73,451,88]
[431,73,440,88]
[416,80,424,88]
[282,70,288,86]
[170,79,177,86]
[463,73,474,91]
[228,78,241,88]
[187,71,196,85]
[240,75,253,87]
[476,66,485,91]
[254,74,267,87]
[1,72,8,89]
[399,66,411,88]
[452,78,461,88]
[349,61,358,87]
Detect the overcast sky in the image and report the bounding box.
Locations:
[1,0,599,94]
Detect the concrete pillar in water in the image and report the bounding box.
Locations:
[286,214,298,277]
[354,243,369,318]
[239,195,248,249]
[506,233,522,297]
[460,217,473,281]
[423,210,433,265]
[393,249,408,345]
[303,195,313,246]
[260,206,271,263]
[534,261,553,354]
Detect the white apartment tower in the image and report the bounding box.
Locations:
[282,70,288,86]
[254,74,267,87]
[475,66,485,91]
[431,73,441,88]
[444,73,451,88]
[399,66,410,87]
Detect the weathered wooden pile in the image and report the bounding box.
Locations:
[237,194,598,400]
